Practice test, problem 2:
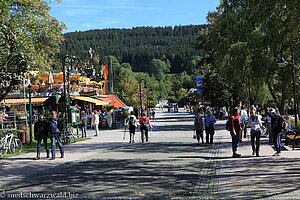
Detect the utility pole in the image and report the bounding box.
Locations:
[110,58,115,128]
[29,85,32,145]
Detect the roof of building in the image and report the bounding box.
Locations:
[94,95,127,108]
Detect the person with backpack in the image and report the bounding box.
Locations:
[126,111,138,143]
[248,106,262,157]
[229,107,242,158]
[267,108,285,156]
[204,109,216,146]
[194,111,204,145]
[139,113,152,143]
[49,111,64,160]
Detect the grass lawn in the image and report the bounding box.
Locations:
[0,128,91,159]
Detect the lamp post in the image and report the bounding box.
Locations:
[28,84,32,145]
[62,55,76,125]
[139,79,147,117]
[63,56,69,125]
[147,89,153,114]
[277,45,298,126]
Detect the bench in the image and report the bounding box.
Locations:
[285,131,300,150]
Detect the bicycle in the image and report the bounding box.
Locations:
[0,130,22,156]
[61,124,76,144]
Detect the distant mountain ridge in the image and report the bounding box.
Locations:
[59,25,208,73]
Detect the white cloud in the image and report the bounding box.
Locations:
[64,9,100,16]
[82,18,121,29]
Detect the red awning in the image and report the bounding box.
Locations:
[94,95,127,108]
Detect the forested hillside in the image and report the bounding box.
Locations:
[59,25,208,74]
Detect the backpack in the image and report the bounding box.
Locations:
[141,117,147,128]
[240,115,246,127]
[129,116,135,127]
[225,120,230,131]
[272,114,284,131]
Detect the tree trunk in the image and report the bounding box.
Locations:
[0,80,17,103]
[280,84,287,115]
[267,83,283,113]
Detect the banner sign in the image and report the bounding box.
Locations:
[196,77,203,95]
[20,91,62,98]
[79,90,97,97]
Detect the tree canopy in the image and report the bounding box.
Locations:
[197,0,299,113]
[0,0,65,102]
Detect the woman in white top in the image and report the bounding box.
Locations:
[126,111,138,143]
[248,106,262,157]
[93,110,100,136]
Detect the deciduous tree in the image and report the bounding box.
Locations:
[0,0,65,102]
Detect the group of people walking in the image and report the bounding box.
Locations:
[34,111,64,160]
[229,106,287,158]
[125,112,153,143]
[193,109,216,146]
[194,106,289,158]
[79,109,111,138]
[34,106,289,160]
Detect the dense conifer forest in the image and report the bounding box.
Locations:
[59,25,208,74]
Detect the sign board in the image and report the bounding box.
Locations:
[20,90,62,98]
[196,77,203,95]
[79,90,97,97]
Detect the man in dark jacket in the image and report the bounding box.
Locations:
[194,111,204,145]
[34,115,49,159]
[80,111,88,138]
[267,108,284,156]
[49,110,64,160]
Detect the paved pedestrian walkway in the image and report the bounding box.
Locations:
[216,121,300,200]
[1,110,300,200]
[0,126,128,189]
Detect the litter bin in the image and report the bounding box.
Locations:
[19,131,27,144]
[18,123,27,144]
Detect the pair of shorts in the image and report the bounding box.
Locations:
[129,126,136,134]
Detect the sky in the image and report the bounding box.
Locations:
[49,0,220,33]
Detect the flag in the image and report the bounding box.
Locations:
[105,64,109,94]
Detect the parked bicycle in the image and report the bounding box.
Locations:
[61,124,76,144]
[0,130,22,156]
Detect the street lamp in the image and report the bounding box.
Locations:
[147,89,153,109]
[139,79,147,117]
[277,45,298,126]
[62,55,77,125]
[145,89,153,117]
[28,84,33,145]
[62,56,68,125]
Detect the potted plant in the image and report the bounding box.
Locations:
[0,110,7,122]
[16,111,29,120]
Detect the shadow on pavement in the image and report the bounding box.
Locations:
[5,156,206,198]
[115,142,209,154]
[218,150,300,199]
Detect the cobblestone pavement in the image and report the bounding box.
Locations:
[1,110,300,200]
